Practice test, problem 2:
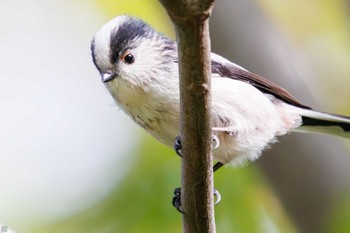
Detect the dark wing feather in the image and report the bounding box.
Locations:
[211,60,311,109]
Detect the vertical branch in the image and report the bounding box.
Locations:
[159,1,216,232]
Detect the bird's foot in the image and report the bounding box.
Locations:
[173,134,221,157]
[174,135,224,172]
[172,187,221,213]
[174,135,182,157]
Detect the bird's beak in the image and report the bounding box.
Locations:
[101,72,117,83]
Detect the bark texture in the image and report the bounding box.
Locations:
[159,0,216,232]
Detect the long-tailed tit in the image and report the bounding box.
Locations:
[91,15,350,166]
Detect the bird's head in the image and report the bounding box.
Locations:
[91,15,177,88]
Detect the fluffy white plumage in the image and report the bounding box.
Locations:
[91,15,350,166]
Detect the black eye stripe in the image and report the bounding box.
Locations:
[110,18,149,64]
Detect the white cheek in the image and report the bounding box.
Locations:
[93,17,129,70]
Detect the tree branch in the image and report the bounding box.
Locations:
[159,0,216,232]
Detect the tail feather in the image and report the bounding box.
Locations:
[294,108,350,138]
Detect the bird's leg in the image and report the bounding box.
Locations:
[174,134,224,171]
[211,126,237,172]
[172,187,221,213]
[212,126,237,136]
[213,162,224,172]
[172,134,223,213]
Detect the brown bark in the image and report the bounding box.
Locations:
[159,1,216,232]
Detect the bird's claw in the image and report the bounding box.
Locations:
[174,135,182,157]
[173,134,220,157]
[172,187,221,213]
[213,188,221,205]
[211,134,220,150]
[172,187,184,213]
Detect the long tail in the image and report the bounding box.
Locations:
[294,108,350,138]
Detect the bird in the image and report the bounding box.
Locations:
[91,15,350,167]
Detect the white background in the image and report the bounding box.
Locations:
[0,0,137,227]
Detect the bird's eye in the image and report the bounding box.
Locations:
[122,53,135,64]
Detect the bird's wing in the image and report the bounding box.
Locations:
[211,58,311,109]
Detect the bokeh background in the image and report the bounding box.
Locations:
[1,0,350,233]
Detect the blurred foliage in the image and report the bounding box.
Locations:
[31,0,350,232]
[258,0,350,112]
[328,190,350,233]
[258,0,349,47]
[96,0,175,37]
[33,134,296,233]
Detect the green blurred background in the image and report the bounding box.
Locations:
[1,0,350,233]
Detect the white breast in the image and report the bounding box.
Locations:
[107,73,301,166]
[107,77,180,146]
